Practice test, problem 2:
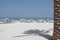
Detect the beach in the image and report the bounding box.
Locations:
[0,22,53,40]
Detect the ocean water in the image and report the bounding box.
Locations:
[0,18,54,23]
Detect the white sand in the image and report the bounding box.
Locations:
[0,22,54,40]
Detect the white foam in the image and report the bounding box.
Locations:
[0,18,54,24]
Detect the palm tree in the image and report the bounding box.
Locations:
[53,0,60,40]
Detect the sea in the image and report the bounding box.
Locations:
[0,18,54,23]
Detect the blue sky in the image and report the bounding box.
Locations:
[0,0,53,18]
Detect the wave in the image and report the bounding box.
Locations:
[0,18,54,23]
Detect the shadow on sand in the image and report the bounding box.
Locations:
[13,29,52,40]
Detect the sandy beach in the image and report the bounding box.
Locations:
[0,22,53,40]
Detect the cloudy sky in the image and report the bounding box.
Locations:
[0,0,53,18]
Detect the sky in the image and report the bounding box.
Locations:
[0,0,54,18]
